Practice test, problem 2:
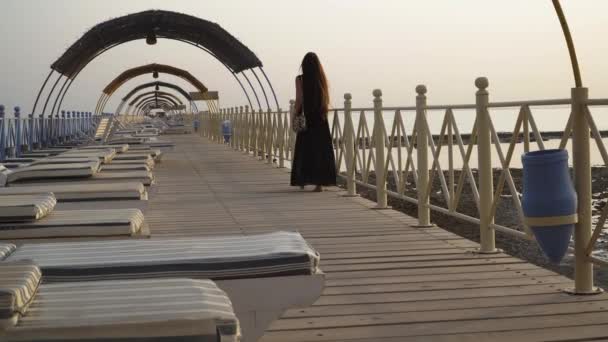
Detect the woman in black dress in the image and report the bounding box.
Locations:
[290,52,337,192]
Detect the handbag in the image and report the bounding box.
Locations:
[292,88,307,133]
[292,109,307,133]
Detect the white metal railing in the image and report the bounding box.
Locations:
[203,77,608,293]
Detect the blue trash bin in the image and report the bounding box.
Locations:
[221,120,232,143]
[521,149,577,263]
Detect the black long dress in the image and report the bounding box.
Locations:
[290,77,337,187]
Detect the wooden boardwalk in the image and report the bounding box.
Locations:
[146,134,608,342]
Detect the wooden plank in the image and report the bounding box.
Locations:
[142,135,605,342]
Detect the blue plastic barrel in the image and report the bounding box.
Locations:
[521,149,577,263]
[221,120,232,143]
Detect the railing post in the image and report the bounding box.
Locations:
[244,105,250,154]
[372,89,389,209]
[343,93,358,197]
[475,77,497,253]
[230,107,236,149]
[28,114,34,151]
[60,111,66,142]
[266,108,273,164]
[14,107,21,157]
[0,105,5,161]
[257,109,264,159]
[570,86,599,294]
[236,106,245,151]
[289,100,296,160]
[277,107,285,168]
[415,85,432,227]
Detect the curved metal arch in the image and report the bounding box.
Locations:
[137,98,173,113]
[122,91,189,115]
[123,81,193,102]
[104,64,207,94]
[137,99,174,116]
[134,94,179,110]
[95,63,209,114]
[131,95,180,115]
[58,36,254,118]
[128,91,183,107]
[116,81,194,115]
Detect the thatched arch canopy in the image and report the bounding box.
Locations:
[123,81,193,102]
[129,91,184,106]
[138,99,173,114]
[135,94,180,109]
[51,9,262,78]
[103,63,208,95]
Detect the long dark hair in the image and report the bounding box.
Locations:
[300,52,330,116]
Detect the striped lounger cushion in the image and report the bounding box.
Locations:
[4,162,100,185]
[0,183,146,201]
[6,231,320,283]
[60,149,116,163]
[0,261,42,328]
[1,275,239,341]
[0,209,146,239]
[31,158,99,165]
[99,164,151,172]
[93,171,154,185]
[0,244,17,260]
[79,144,129,153]
[0,194,57,222]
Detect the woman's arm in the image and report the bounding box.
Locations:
[294,76,303,114]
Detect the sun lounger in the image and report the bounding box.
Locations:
[112,153,155,161]
[100,164,151,172]
[12,170,154,186]
[0,261,240,341]
[0,194,56,222]
[0,162,100,186]
[2,163,153,186]
[107,158,155,168]
[59,149,116,163]
[0,208,148,239]
[79,144,129,153]
[31,157,100,165]
[0,182,147,201]
[122,148,163,161]
[2,231,324,341]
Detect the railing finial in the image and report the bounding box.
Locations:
[14,106,20,116]
[415,85,427,95]
[373,89,382,98]
[0,105,4,116]
[344,93,352,101]
[475,77,489,91]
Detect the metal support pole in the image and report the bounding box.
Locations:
[415,85,432,226]
[243,105,250,153]
[569,87,600,294]
[0,105,5,161]
[475,77,497,253]
[277,107,285,168]
[28,114,34,151]
[372,89,389,209]
[266,108,272,164]
[38,114,45,147]
[343,93,358,197]
[14,107,21,157]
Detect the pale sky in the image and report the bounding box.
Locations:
[0,0,607,114]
